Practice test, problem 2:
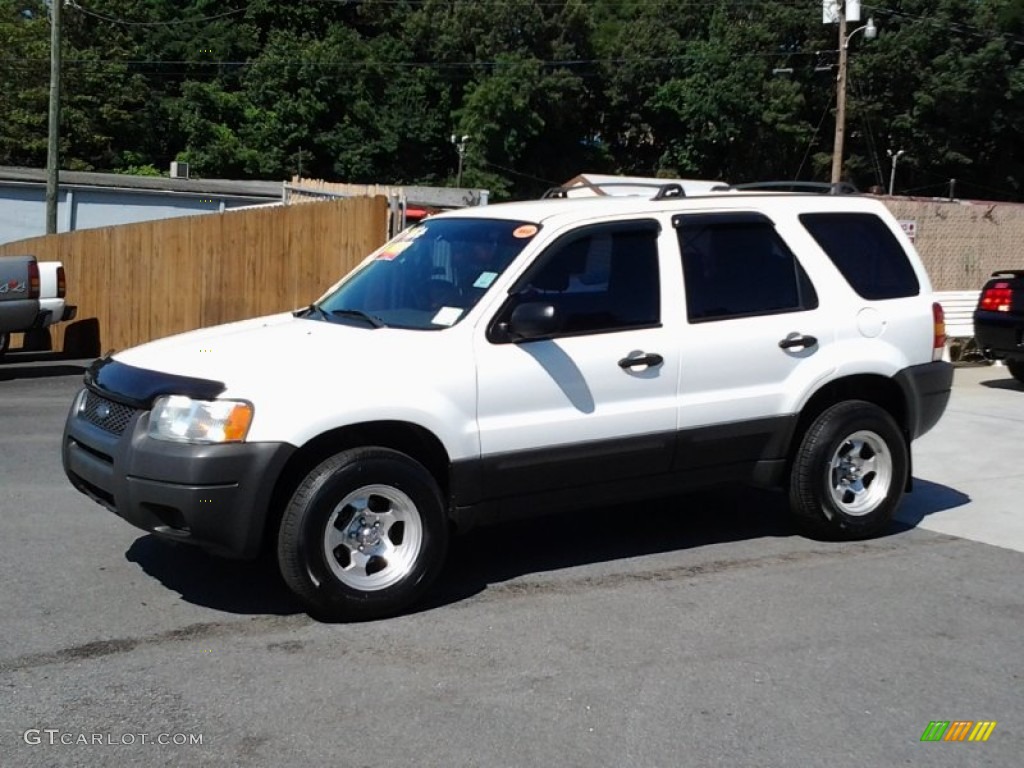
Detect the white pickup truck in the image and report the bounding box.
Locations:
[0,257,76,358]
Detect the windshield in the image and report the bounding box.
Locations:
[315,218,539,330]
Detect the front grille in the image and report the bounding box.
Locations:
[80,391,137,436]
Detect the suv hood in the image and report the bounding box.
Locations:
[112,312,448,395]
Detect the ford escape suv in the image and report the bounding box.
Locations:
[63,189,953,620]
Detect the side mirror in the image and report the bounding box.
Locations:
[506,301,559,341]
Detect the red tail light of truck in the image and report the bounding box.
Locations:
[27,260,40,299]
[979,282,1013,312]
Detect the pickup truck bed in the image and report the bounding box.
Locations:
[0,258,76,358]
[0,255,41,357]
[36,262,77,331]
[974,270,1024,383]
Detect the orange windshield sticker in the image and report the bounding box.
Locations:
[512,224,539,239]
[376,240,413,261]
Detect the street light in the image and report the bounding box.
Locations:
[830,9,876,185]
[450,134,470,188]
[887,148,905,195]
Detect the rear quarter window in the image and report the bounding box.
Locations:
[799,213,920,300]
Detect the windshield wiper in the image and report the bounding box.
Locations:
[295,305,385,328]
[328,308,386,328]
[295,304,328,319]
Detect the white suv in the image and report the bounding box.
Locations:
[62,188,953,620]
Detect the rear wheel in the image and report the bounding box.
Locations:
[277,447,448,621]
[1007,360,1024,384]
[789,401,908,540]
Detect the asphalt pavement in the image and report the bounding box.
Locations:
[0,353,1021,767]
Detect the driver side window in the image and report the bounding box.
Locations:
[519,222,661,336]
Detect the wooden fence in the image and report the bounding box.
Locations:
[7,190,1022,357]
[0,196,389,354]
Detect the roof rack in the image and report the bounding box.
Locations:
[728,181,860,195]
[541,181,686,200]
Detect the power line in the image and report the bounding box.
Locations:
[847,75,885,188]
[0,49,829,68]
[795,81,835,180]
[479,159,557,185]
[67,1,246,27]
[870,5,1024,49]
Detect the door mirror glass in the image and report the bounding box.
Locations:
[507,302,560,341]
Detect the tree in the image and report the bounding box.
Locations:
[850,0,1024,197]
[0,1,51,166]
[2,0,1023,201]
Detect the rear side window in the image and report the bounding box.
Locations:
[800,213,920,300]
[675,213,818,322]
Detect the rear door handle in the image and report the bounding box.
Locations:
[778,334,818,350]
[618,352,664,369]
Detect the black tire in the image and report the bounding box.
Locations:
[277,447,448,621]
[789,400,908,540]
[1007,360,1024,385]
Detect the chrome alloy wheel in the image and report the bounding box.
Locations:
[322,484,424,591]
[827,430,893,517]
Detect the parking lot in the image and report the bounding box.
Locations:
[1,354,1022,767]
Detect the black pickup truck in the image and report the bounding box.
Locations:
[975,270,1024,383]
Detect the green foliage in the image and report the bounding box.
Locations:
[114,163,164,177]
[1,0,1023,200]
[0,1,51,165]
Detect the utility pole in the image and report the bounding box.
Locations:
[829,2,876,186]
[830,2,848,186]
[46,0,63,234]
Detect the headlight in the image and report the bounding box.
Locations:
[148,395,253,444]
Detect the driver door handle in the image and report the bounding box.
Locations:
[778,334,818,350]
[618,352,664,369]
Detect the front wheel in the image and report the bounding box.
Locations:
[277,447,449,621]
[1007,359,1024,385]
[789,401,908,540]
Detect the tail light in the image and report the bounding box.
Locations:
[932,302,946,362]
[27,260,40,299]
[979,282,1012,312]
[56,265,66,299]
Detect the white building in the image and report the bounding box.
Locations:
[0,166,283,245]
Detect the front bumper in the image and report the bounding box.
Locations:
[63,388,294,559]
[895,360,954,440]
